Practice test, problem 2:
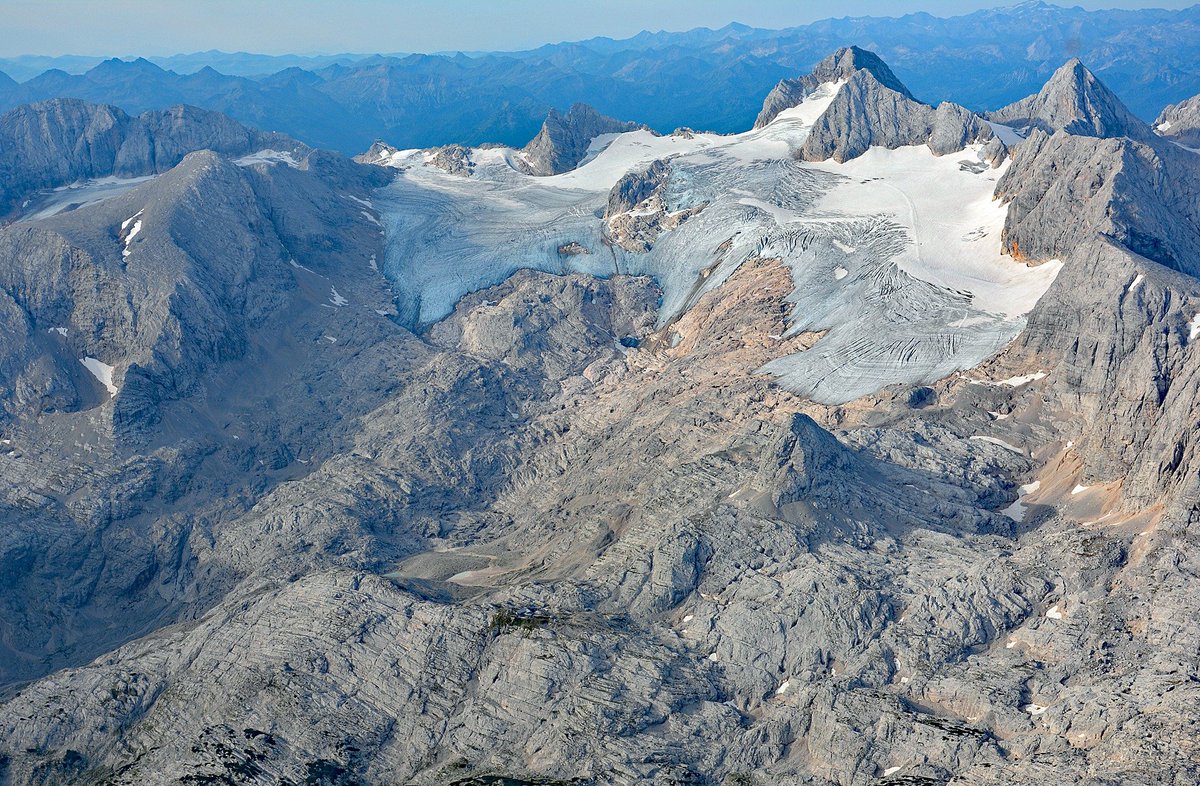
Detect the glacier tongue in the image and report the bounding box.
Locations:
[375,91,1061,404]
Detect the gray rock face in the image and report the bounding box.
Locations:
[521,102,645,175]
[751,46,998,164]
[988,58,1155,142]
[797,69,996,163]
[0,98,300,221]
[1154,93,1200,147]
[995,127,1200,278]
[754,45,913,129]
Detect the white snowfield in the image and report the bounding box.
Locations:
[20,175,155,222]
[233,149,302,168]
[79,357,118,398]
[373,83,1062,404]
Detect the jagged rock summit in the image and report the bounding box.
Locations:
[521,102,645,175]
[1155,92,1200,147]
[756,45,999,164]
[988,58,1155,141]
[754,45,913,128]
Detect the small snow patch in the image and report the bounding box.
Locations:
[831,239,856,254]
[1046,605,1063,620]
[121,209,143,231]
[1128,273,1144,293]
[682,614,694,623]
[368,254,378,272]
[1158,121,1173,132]
[1024,703,1048,716]
[329,287,349,307]
[121,215,143,258]
[48,327,68,337]
[361,210,382,227]
[1071,484,1090,495]
[971,435,1026,455]
[234,149,300,168]
[833,266,849,280]
[1005,639,1016,649]
[1189,313,1200,340]
[1001,480,1040,521]
[323,335,338,343]
[775,679,791,695]
[80,357,117,397]
[883,767,901,777]
[979,374,1046,388]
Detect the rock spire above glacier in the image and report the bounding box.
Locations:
[521,102,645,175]
[988,58,1154,141]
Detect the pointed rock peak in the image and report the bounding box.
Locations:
[815,46,913,99]
[988,58,1153,142]
[522,102,645,176]
[797,70,995,164]
[754,45,913,128]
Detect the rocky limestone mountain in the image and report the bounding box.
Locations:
[1154,93,1200,148]
[796,69,999,163]
[521,102,645,175]
[754,45,913,128]
[995,124,1200,278]
[752,45,1000,165]
[987,58,1156,142]
[2,48,1200,786]
[0,97,302,221]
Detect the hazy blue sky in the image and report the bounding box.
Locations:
[1,0,1194,56]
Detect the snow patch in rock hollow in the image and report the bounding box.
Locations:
[1046,605,1064,620]
[48,327,67,337]
[1128,273,1144,293]
[329,288,349,307]
[22,176,154,221]
[1001,480,1040,521]
[833,266,849,280]
[121,209,144,259]
[971,435,1026,455]
[80,357,117,397]
[985,120,1027,146]
[1158,121,1173,132]
[1024,703,1048,716]
[775,679,791,695]
[976,371,1048,387]
[234,149,301,168]
[121,219,142,258]
[1189,313,1200,340]
[883,767,901,777]
[1071,484,1090,495]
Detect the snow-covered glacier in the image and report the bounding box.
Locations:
[373,84,1061,403]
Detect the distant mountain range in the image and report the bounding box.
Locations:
[1,2,1199,154]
